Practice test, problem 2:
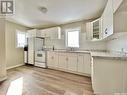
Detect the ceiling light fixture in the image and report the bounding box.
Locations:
[39,7,48,13]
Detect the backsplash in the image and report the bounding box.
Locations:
[107,32,127,53]
[45,32,106,51]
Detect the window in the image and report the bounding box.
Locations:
[66,28,80,48]
[16,30,26,48]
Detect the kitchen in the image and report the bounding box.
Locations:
[0,0,127,95]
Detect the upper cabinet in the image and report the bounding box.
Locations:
[27,27,61,39]
[27,29,41,38]
[86,0,123,41]
[40,27,61,39]
[86,18,102,41]
[102,0,113,39]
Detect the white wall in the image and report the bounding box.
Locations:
[107,33,127,52]
[0,17,6,81]
[114,0,127,33]
[5,21,28,69]
[45,21,107,51]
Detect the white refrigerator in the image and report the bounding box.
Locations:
[28,37,44,65]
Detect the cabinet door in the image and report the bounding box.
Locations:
[58,53,67,70]
[77,53,91,75]
[67,53,78,72]
[47,52,58,68]
[84,54,91,75]
[77,54,85,73]
[102,0,113,39]
[92,19,100,40]
[27,29,37,38]
[47,52,53,67]
[86,19,102,41]
[28,38,34,65]
[40,30,47,37]
[36,30,42,37]
[86,22,92,40]
[53,52,59,68]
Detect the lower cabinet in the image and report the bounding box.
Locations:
[58,53,68,70]
[47,51,91,76]
[47,51,59,68]
[67,53,78,72]
[77,54,91,75]
[92,57,127,95]
[77,54,85,73]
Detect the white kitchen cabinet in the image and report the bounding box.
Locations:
[102,0,113,39]
[47,51,91,76]
[92,57,127,95]
[112,0,123,13]
[67,53,78,72]
[47,51,59,68]
[58,53,68,70]
[83,53,91,75]
[77,54,85,73]
[28,37,35,65]
[27,29,41,38]
[27,29,37,37]
[86,22,93,40]
[40,27,61,39]
[40,29,49,38]
[77,53,91,75]
[86,0,123,40]
[86,18,102,41]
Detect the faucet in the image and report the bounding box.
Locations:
[121,48,127,56]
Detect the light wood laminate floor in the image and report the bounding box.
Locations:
[0,65,94,95]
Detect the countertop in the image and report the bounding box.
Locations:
[91,52,127,60]
[47,49,127,59]
[52,50,90,54]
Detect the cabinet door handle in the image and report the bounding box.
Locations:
[105,28,108,34]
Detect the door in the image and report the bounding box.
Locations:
[77,53,91,75]
[102,0,113,39]
[92,19,100,40]
[58,53,67,70]
[77,54,85,73]
[84,54,91,75]
[47,52,58,68]
[47,51,54,67]
[67,53,78,72]
[54,52,59,67]
[86,22,93,40]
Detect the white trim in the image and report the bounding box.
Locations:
[6,64,24,70]
[66,28,80,48]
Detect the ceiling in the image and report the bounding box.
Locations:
[6,0,107,28]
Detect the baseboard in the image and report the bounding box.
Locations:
[0,76,7,82]
[7,64,25,70]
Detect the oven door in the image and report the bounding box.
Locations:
[35,51,45,63]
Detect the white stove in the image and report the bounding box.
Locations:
[35,51,47,68]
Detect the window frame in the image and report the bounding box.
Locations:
[65,27,80,48]
[16,30,27,48]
